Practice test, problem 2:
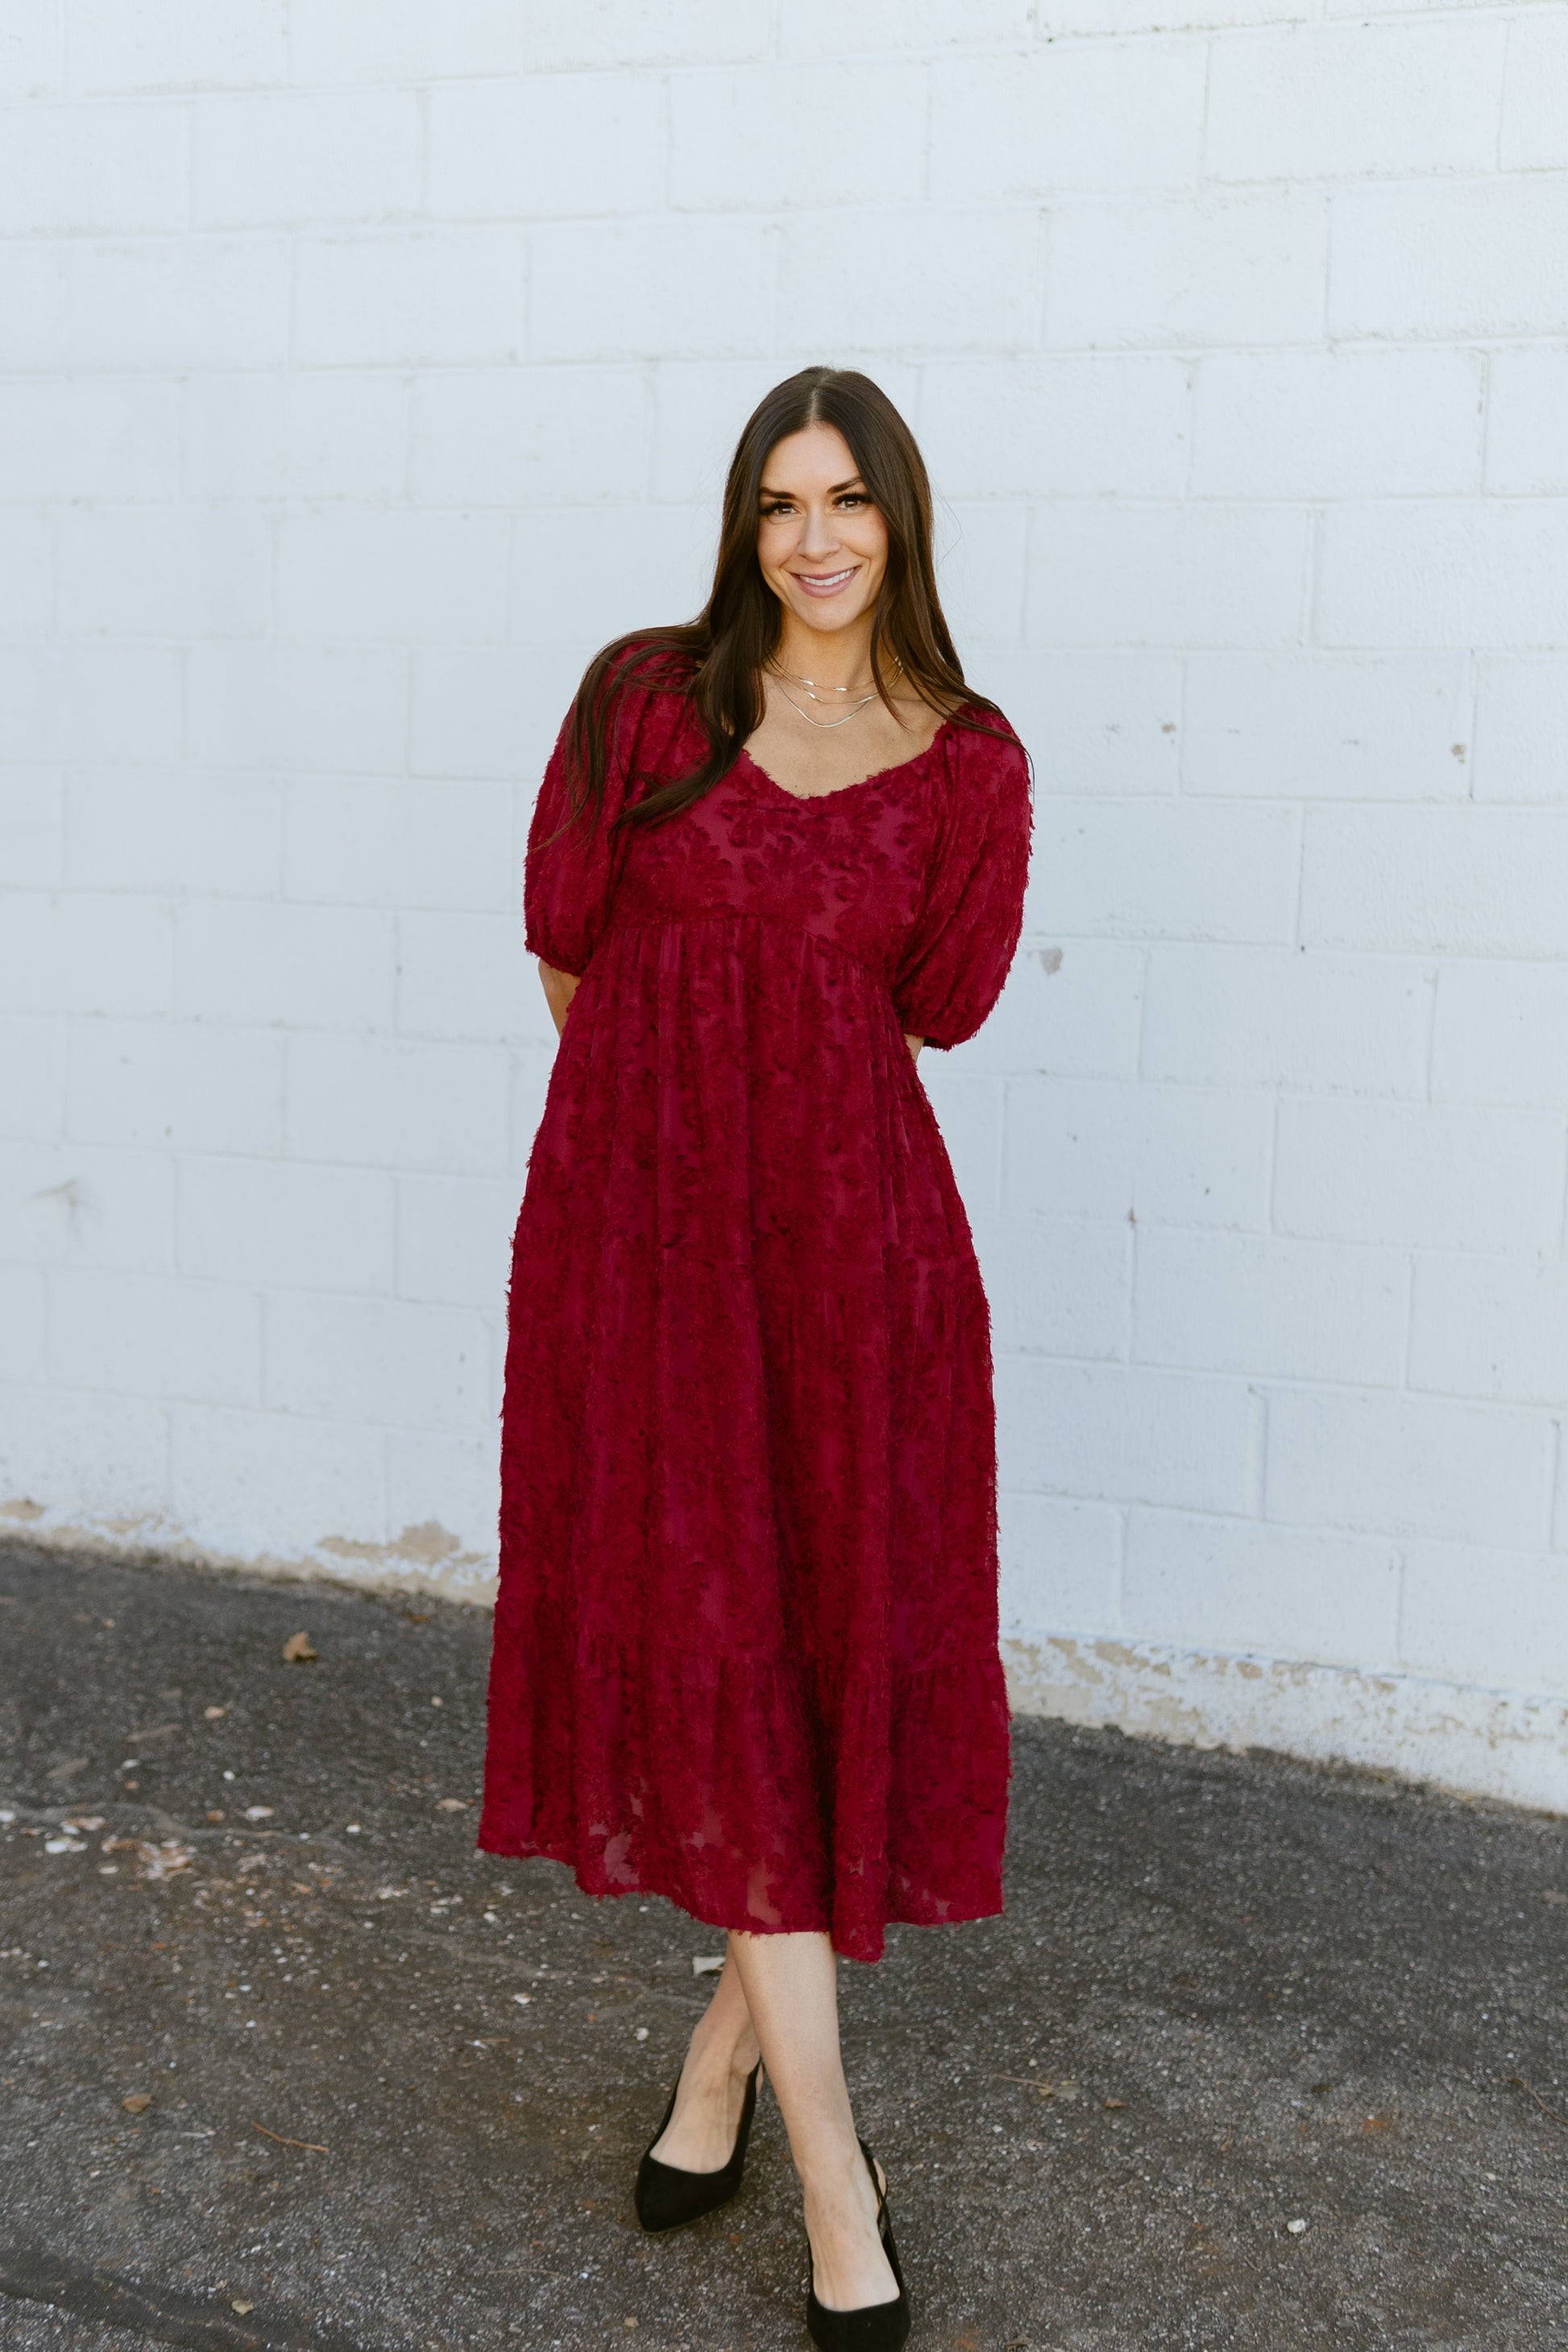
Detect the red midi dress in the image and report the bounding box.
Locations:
[478,670,1033,1962]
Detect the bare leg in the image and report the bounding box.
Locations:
[724,1927,898,2313]
[648,1952,763,2172]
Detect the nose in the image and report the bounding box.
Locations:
[797,502,840,559]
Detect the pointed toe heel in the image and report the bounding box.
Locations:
[804,2138,912,2350]
[633,2058,763,2233]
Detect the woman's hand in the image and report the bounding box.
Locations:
[540,960,580,1038]
[904,1032,923,1063]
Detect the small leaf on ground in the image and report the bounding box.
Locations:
[691,1954,725,1976]
[436,1798,468,1811]
[122,2093,152,2113]
[243,1806,274,1821]
[280,1632,317,1662]
[205,1706,226,1719]
[231,2300,253,2315]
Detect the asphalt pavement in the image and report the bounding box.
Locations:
[2,1537,1565,2352]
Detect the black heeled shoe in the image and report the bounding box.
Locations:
[633,2057,764,2232]
[805,2135,911,2350]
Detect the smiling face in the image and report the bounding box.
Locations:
[756,421,890,642]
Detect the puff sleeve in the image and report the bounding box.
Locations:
[890,725,1033,1052]
[523,677,661,979]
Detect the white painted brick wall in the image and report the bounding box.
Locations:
[3,0,1566,1796]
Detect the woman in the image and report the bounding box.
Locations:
[479,367,1032,2348]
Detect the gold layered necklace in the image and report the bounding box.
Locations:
[765,657,904,731]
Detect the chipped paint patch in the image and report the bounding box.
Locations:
[1004,1631,1568,1814]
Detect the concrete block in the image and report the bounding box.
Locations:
[1206,18,1506,183]
[410,646,578,782]
[1048,189,1328,349]
[67,0,287,92]
[1193,348,1482,499]
[285,0,525,84]
[0,240,67,368]
[651,359,819,507]
[2,645,183,765]
[65,772,281,896]
[780,208,1042,354]
[383,1429,501,1573]
[1330,179,1568,339]
[524,0,770,68]
[263,1292,489,1432]
[1140,946,1430,1096]
[998,1357,1255,1514]
[1,1139,175,1274]
[1501,10,1568,170]
[0,516,52,633]
[508,505,712,652]
[953,940,1144,1080]
[998,1493,1122,1639]
[177,1156,392,1292]
[396,911,536,1045]
[1027,504,1308,649]
[1134,1229,1408,1386]
[1317,501,1568,653]
[1401,1541,1568,1698]
[0,1385,168,1519]
[169,1400,386,1562]
[194,90,419,226]
[1431,960,1568,1110]
[1273,1098,1563,1254]
[1051,0,1296,23]
[0,378,180,501]
[780,0,1027,50]
[1124,1510,1400,1669]
[283,779,513,915]
[912,1068,1004,1220]
[276,512,508,645]
[427,74,661,219]
[965,652,1182,798]
[293,230,526,367]
[0,1016,65,1143]
[0,2,60,99]
[1486,348,1568,497]
[1005,1076,1272,1231]
[173,900,395,1031]
[1265,1383,1549,1548]
[68,235,290,369]
[936,503,1028,649]
[531,219,775,362]
[409,367,647,509]
[396,1175,517,1309]
[1182,653,1471,800]
[922,357,1190,500]
[1300,806,1568,956]
[285,1035,508,1176]
[186,645,409,775]
[1474,659,1568,803]
[670,62,925,210]
[0,894,170,1018]
[0,1263,47,1381]
[1410,1255,1568,1408]
[0,97,188,232]
[50,1267,259,1407]
[931,39,1205,201]
[185,371,407,502]
[1031,799,1298,941]
[971,1210,1130,1362]
[66,1018,284,1155]
[0,770,63,886]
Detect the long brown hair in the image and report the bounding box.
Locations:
[557,365,1010,834]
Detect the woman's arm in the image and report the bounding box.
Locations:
[540,960,580,1038]
[904,1032,923,1062]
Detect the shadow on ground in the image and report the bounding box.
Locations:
[1,1539,1565,2352]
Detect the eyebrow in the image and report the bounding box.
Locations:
[758,476,867,500]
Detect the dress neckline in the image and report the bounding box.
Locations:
[737,708,969,807]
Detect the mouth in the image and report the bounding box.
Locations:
[791,566,858,598]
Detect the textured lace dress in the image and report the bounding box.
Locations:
[478,670,1033,1962]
